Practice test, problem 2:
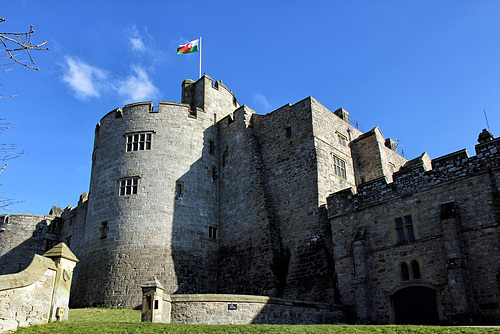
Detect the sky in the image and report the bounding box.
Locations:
[1,0,499,215]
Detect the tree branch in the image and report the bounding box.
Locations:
[0,18,48,70]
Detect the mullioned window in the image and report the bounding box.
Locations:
[119,177,139,196]
[126,132,152,152]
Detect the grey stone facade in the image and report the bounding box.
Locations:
[327,133,500,324]
[0,75,498,324]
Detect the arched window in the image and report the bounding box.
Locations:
[401,262,410,281]
[411,260,421,279]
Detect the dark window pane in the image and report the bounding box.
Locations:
[411,261,421,279]
[401,263,410,281]
[397,228,406,242]
[406,226,415,241]
[395,217,403,227]
[404,215,413,226]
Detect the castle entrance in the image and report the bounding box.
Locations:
[392,286,439,324]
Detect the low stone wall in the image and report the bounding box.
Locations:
[142,281,344,325]
[168,294,345,325]
[0,243,77,333]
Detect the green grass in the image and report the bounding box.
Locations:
[14,308,498,333]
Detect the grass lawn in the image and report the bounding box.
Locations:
[14,308,499,333]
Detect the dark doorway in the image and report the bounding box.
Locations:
[392,286,439,324]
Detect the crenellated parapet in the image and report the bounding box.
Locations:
[327,136,500,218]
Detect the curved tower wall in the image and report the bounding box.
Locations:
[73,76,239,308]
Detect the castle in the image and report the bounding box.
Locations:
[0,75,498,325]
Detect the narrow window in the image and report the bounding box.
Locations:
[100,221,108,239]
[405,215,415,241]
[209,226,218,239]
[214,114,217,124]
[212,166,217,181]
[395,215,414,242]
[333,155,347,179]
[285,126,292,138]
[401,262,410,281]
[411,260,421,279]
[119,177,139,196]
[222,150,228,167]
[175,181,184,200]
[209,140,215,155]
[154,300,159,309]
[338,133,347,146]
[126,132,152,152]
[395,217,405,243]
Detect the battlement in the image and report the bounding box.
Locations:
[96,75,240,127]
[327,136,500,218]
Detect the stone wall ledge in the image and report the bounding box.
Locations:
[0,254,56,291]
[167,294,343,310]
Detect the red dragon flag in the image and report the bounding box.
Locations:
[177,39,199,54]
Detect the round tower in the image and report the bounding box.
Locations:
[72,80,230,307]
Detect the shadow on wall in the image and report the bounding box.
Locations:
[0,219,54,275]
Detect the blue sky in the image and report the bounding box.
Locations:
[1,0,499,214]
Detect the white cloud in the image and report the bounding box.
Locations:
[61,55,160,103]
[254,91,270,113]
[130,37,146,52]
[129,25,146,52]
[118,65,159,102]
[62,56,107,100]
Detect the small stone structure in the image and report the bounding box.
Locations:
[141,279,344,325]
[0,243,77,332]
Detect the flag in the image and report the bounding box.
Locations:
[177,39,199,54]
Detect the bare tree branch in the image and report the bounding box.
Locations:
[0,18,48,70]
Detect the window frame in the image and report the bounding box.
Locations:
[337,133,347,146]
[332,154,347,179]
[125,131,153,152]
[208,226,218,240]
[395,215,415,243]
[119,177,140,196]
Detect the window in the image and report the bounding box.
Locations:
[119,177,139,196]
[212,166,217,181]
[285,126,292,138]
[395,215,415,242]
[209,226,218,239]
[175,181,184,200]
[411,260,421,279]
[100,221,108,239]
[400,262,410,281]
[126,132,152,152]
[338,133,347,146]
[333,155,347,179]
[400,260,422,281]
[222,150,228,167]
[209,140,215,155]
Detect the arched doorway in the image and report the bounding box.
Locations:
[392,286,439,324]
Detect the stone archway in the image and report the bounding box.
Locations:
[392,286,439,325]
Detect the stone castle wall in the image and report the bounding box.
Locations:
[72,76,240,308]
[328,137,500,324]
[166,294,345,325]
[0,214,54,274]
[217,105,280,296]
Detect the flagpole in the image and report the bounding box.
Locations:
[199,37,202,79]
